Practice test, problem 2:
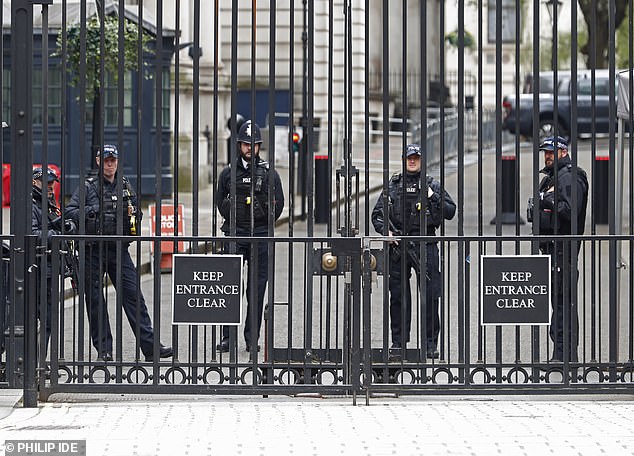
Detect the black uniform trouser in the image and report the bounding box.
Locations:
[546,245,580,361]
[222,237,268,346]
[85,242,155,356]
[388,242,441,348]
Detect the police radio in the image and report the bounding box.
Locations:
[122,186,138,235]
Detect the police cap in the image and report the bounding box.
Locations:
[539,136,568,152]
[32,167,59,183]
[96,144,119,158]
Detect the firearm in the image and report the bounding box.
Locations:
[387,218,422,273]
[61,220,80,294]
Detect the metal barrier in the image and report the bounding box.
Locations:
[2,1,634,405]
[31,233,634,400]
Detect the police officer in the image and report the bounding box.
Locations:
[31,167,73,354]
[216,121,284,354]
[371,144,456,359]
[66,145,172,362]
[529,136,588,362]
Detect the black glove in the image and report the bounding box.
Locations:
[64,219,77,235]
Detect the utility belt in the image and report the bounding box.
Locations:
[86,211,136,235]
[235,194,269,225]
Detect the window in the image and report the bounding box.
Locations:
[2,67,63,126]
[103,71,133,127]
[578,78,610,97]
[487,0,517,44]
[33,67,63,125]
[152,68,170,128]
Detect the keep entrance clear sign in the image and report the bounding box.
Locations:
[172,254,243,325]
[481,255,551,325]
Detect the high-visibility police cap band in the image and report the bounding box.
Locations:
[97,145,119,158]
[32,167,59,182]
[405,144,422,157]
[539,136,568,152]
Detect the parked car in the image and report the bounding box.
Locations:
[502,70,616,141]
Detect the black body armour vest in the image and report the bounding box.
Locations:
[235,162,269,227]
[86,177,135,235]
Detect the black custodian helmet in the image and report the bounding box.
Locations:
[237,120,263,145]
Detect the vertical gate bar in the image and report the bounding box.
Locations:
[115,0,126,382]
[530,0,542,379]
[226,0,238,379]
[191,0,201,383]
[286,1,295,372]
[58,0,68,364]
[629,0,634,369]
[152,0,164,381]
[323,0,334,365]
[362,242,371,402]
[170,0,181,363]
[570,0,579,374]
[494,0,502,381]
[402,0,412,364]
[307,0,314,236]
[77,0,87,378]
[211,0,219,357]
[608,0,618,381]
[49,238,60,394]
[551,0,564,371]
[9,0,34,391]
[300,1,307,221]
[340,0,348,389]
[437,0,447,364]
[40,2,51,373]
[512,0,521,370]
[134,0,146,361]
[248,0,257,375]
[24,236,37,406]
[457,0,465,379]
[419,0,428,377]
[288,3,296,229]
[381,0,390,363]
[266,0,276,379]
[362,1,369,238]
[248,0,261,374]
[475,0,483,370]
[589,0,597,364]
[362,0,370,399]
[589,0,596,262]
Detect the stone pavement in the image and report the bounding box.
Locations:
[1,393,634,455]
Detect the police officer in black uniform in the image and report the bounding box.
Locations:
[372,144,456,359]
[66,145,172,362]
[31,167,73,355]
[529,136,588,362]
[216,121,284,354]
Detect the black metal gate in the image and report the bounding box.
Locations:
[2,1,634,405]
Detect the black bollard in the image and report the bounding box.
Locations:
[314,155,329,223]
[593,156,609,225]
[490,155,525,225]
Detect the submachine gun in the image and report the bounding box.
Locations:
[387,218,431,281]
[62,238,80,294]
